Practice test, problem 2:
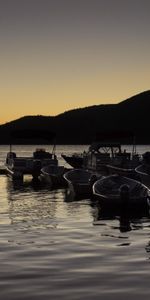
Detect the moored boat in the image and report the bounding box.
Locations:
[83,142,141,176]
[93,174,150,208]
[106,147,141,179]
[63,168,101,197]
[135,152,150,188]
[61,153,84,168]
[135,164,150,188]
[5,148,58,181]
[83,142,120,174]
[107,163,141,180]
[5,128,58,181]
[40,164,68,188]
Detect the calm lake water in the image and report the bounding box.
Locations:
[1,144,150,300]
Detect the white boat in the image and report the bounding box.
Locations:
[82,138,141,176]
[40,164,68,188]
[63,168,101,197]
[83,142,140,174]
[5,148,58,180]
[93,174,150,207]
[83,142,119,174]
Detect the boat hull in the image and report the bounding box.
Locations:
[63,168,98,197]
[107,164,140,180]
[67,181,92,197]
[5,149,58,181]
[92,192,149,208]
[40,165,67,188]
[5,166,24,180]
[135,164,150,188]
[61,154,83,168]
[93,174,150,208]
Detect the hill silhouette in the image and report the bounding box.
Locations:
[0,90,150,144]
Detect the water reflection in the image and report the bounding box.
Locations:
[6,177,66,228]
[64,187,90,202]
[5,175,150,236]
[7,176,46,191]
[92,202,150,233]
[145,241,150,257]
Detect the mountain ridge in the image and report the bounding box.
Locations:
[0,90,150,144]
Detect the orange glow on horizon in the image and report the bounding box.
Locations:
[0,1,149,124]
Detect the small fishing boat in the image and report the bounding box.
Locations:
[93,174,150,208]
[135,151,150,188]
[63,168,101,197]
[135,164,150,188]
[106,163,140,180]
[40,164,68,188]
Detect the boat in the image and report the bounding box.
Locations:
[135,152,150,188]
[107,164,136,176]
[61,140,140,176]
[83,142,127,175]
[5,148,58,181]
[106,150,141,178]
[83,142,121,173]
[92,174,150,208]
[5,128,58,181]
[61,153,84,168]
[40,164,68,188]
[106,162,141,180]
[83,132,141,176]
[135,164,150,188]
[63,168,101,197]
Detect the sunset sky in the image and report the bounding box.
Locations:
[0,0,150,124]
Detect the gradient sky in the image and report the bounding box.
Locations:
[0,0,150,124]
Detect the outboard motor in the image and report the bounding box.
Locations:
[119,184,130,206]
[89,174,98,186]
[6,152,16,164]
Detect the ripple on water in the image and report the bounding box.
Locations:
[0,145,150,299]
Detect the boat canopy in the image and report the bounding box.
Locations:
[88,142,121,154]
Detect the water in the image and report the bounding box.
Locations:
[1,144,150,300]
